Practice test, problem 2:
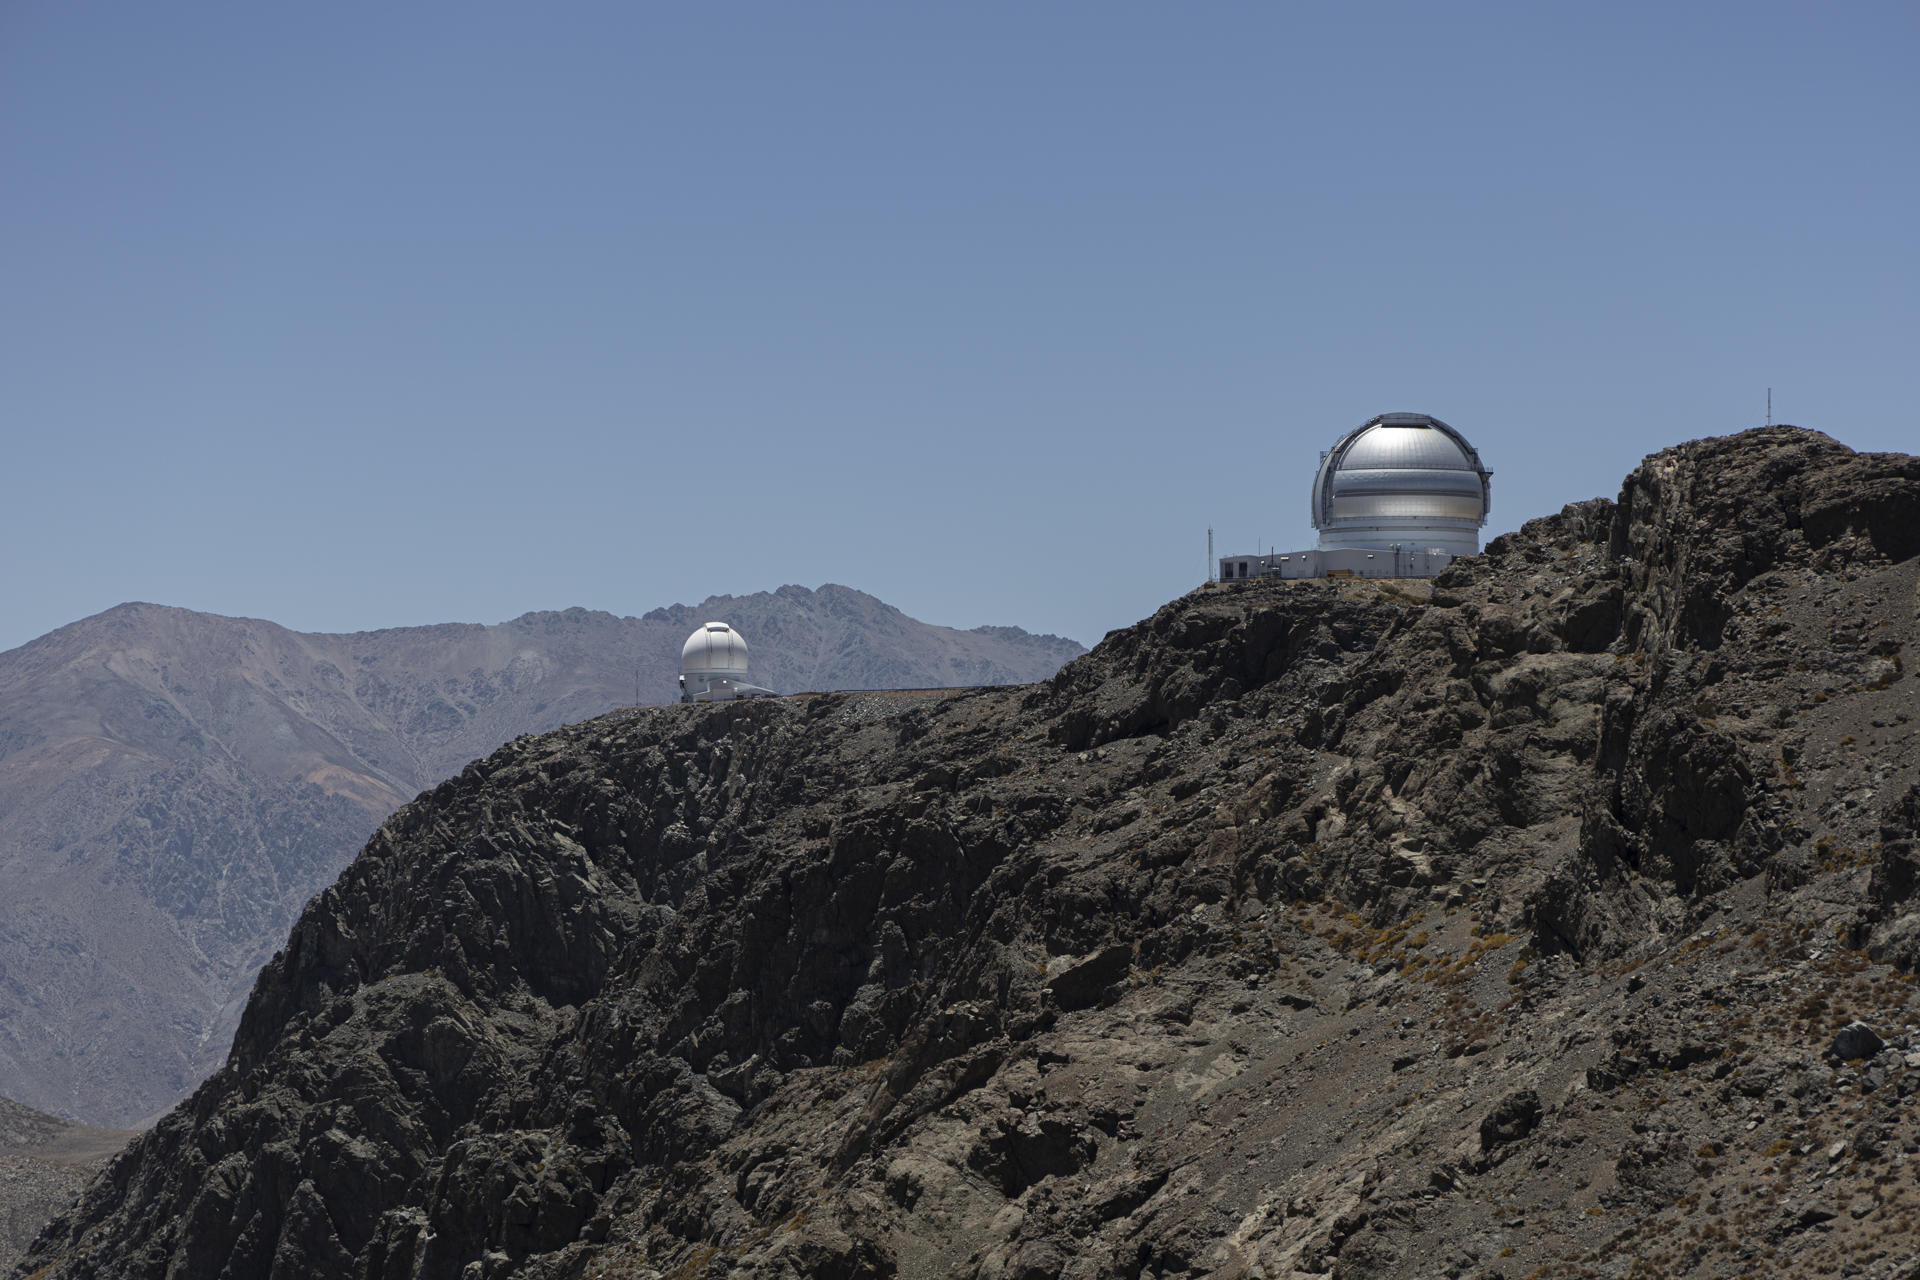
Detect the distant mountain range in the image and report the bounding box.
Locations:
[0,586,1083,1125]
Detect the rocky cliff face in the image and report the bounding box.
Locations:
[20,427,1920,1279]
[0,586,1081,1125]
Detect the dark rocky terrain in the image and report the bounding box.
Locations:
[0,586,1081,1126]
[0,1100,129,1276]
[19,426,1920,1279]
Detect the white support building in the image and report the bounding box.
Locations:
[1218,412,1492,582]
[1217,544,1460,581]
[679,622,775,703]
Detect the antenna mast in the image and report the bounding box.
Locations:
[1207,528,1213,582]
[1767,388,1772,426]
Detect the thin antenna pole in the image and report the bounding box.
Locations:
[1207,528,1213,582]
[1767,388,1772,426]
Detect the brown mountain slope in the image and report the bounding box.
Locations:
[20,426,1920,1280]
[0,1098,129,1277]
[0,586,1082,1125]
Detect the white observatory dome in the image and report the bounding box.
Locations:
[681,621,751,680]
[1310,413,1492,556]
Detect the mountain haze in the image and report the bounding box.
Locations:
[0,586,1082,1125]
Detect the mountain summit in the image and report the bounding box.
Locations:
[21,427,1920,1279]
[0,586,1082,1125]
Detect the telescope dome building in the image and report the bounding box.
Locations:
[1218,412,1492,582]
[1312,413,1492,557]
[679,622,774,703]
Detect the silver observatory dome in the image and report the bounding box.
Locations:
[1311,412,1492,556]
[681,621,751,681]
[678,620,774,703]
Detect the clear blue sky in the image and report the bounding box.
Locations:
[3,2,1914,654]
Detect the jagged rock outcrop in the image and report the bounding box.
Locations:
[0,586,1081,1125]
[20,427,1920,1279]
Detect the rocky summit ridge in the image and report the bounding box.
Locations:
[20,426,1920,1279]
[0,585,1080,1127]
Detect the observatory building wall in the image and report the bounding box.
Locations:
[1216,546,1457,582]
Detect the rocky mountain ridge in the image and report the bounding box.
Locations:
[20,426,1920,1279]
[0,585,1082,1125]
